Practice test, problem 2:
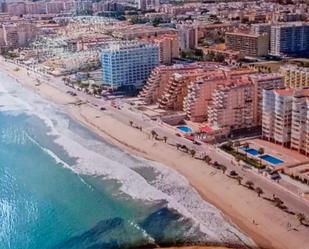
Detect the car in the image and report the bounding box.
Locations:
[100,107,106,111]
[193,141,201,145]
[229,170,238,177]
[270,172,281,180]
[71,93,77,96]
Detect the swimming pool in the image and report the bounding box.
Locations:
[259,154,284,165]
[177,126,193,133]
[240,147,259,156]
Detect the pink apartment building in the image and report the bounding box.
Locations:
[140,63,284,135]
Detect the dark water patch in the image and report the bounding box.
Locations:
[53,217,156,249]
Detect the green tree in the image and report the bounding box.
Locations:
[203,155,211,164]
[245,180,254,189]
[163,136,167,143]
[220,165,227,174]
[190,149,196,158]
[296,213,306,225]
[255,187,264,197]
[237,176,243,185]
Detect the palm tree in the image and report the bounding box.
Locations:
[243,142,249,156]
[129,121,133,126]
[181,145,189,153]
[234,140,241,152]
[245,180,254,189]
[243,142,249,150]
[190,149,196,158]
[296,213,306,225]
[151,130,157,139]
[258,147,265,167]
[220,165,227,174]
[237,176,243,185]
[273,197,283,207]
[258,147,264,156]
[255,187,264,197]
[163,136,167,143]
[203,155,211,164]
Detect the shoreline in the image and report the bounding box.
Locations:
[1,59,309,249]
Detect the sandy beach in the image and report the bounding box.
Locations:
[1,58,309,249]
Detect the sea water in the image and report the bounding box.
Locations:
[0,71,255,249]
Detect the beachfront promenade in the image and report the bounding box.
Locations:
[1,57,309,249]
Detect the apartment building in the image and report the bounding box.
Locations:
[262,88,309,156]
[176,24,197,51]
[250,73,285,125]
[140,34,179,65]
[139,63,207,104]
[270,22,309,56]
[279,64,309,88]
[184,70,232,122]
[262,88,294,146]
[140,63,283,134]
[291,90,309,155]
[112,25,177,40]
[225,32,269,57]
[208,81,254,131]
[139,62,221,106]
[251,23,271,36]
[101,41,159,90]
[0,22,37,50]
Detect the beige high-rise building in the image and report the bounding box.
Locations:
[208,82,254,131]
[225,32,269,57]
[262,88,309,156]
[141,34,179,65]
[279,65,309,88]
[1,22,37,49]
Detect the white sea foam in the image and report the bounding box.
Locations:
[0,70,256,247]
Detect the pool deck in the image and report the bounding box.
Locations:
[243,139,308,168]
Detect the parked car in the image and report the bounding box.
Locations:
[270,172,281,180]
[193,141,201,145]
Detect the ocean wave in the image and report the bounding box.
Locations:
[0,70,255,247]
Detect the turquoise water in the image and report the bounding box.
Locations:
[240,147,259,156]
[259,154,284,165]
[0,71,254,249]
[0,112,197,249]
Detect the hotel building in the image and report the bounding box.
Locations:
[101,42,159,89]
[225,32,269,57]
[262,88,309,156]
[279,65,309,88]
[270,22,309,56]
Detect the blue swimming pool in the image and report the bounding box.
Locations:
[259,154,284,165]
[177,126,193,133]
[240,147,259,156]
